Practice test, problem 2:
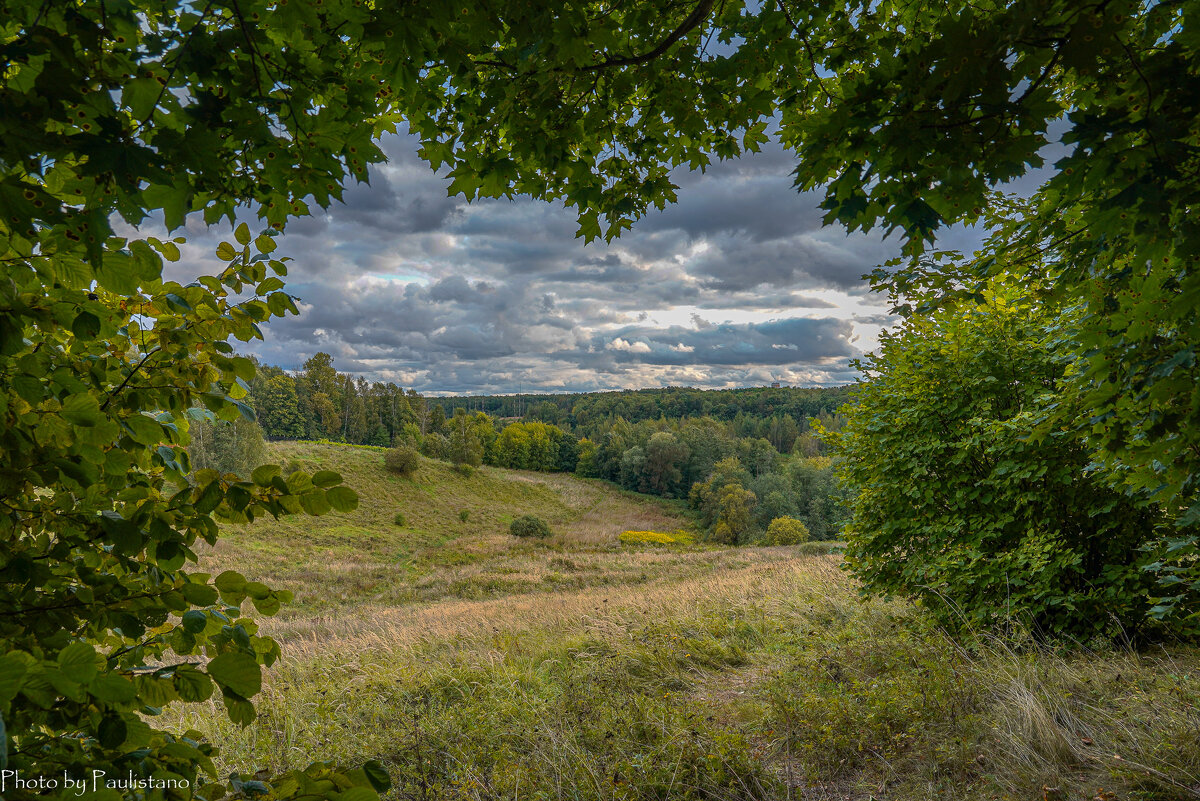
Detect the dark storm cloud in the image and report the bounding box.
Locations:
[153,126,904,392]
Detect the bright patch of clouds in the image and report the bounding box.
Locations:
[607,337,652,353]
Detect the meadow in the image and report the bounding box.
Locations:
[175,442,1200,801]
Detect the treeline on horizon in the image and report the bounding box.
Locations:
[222,353,852,542]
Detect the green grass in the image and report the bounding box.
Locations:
[178,442,1200,801]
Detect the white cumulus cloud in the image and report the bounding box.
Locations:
[607,337,652,353]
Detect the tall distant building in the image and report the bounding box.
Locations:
[770,382,781,388]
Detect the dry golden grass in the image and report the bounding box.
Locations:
[267,552,842,654]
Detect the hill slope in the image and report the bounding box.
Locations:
[199,441,795,625]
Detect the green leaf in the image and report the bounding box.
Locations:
[62,394,102,427]
[299,490,331,516]
[311,470,343,488]
[97,715,128,749]
[58,642,97,683]
[325,486,358,513]
[194,480,223,514]
[361,761,392,793]
[181,580,220,606]
[207,652,261,699]
[173,665,214,702]
[89,673,136,704]
[335,787,379,801]
[251,464,281,486]
[122,76,161,120]
[0,653,29,705]
[251,594,281,616]
[222,690,257,726]
[216,242,238,261]
[93,252,139,295]
[235,223,251,245]
[124,413,164,445]
[243,581,271,600]
[71,310,101,340]
[181,610,208,634]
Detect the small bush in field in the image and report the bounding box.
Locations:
[459,509,471,522]
[385,445,420,477]
[393,512,406,527]
[510,515,552,539]
[453,462,475,477]
[765,517,810,545]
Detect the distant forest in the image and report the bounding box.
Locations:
[234,353,853,542]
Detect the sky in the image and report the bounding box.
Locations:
[157,129,976,395]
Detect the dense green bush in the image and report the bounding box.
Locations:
[831,290,1162,639]
[765,517,810,546]
[385,445,421,478]
[393,513,406,527]
[459,509,471,522]
[421,432,450,460]
[509,515,552,539]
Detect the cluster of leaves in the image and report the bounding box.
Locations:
[782,0,1199,622]
[830,290,1163,639]
[0,225,386,795]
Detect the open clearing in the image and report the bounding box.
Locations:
[177,443,1200,801]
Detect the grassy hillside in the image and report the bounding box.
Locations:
[198,441,802,626]
[177,442,1200,801]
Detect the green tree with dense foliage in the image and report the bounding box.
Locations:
[575,438,601,478]
[642,432,691,497]
[714,485,758,546]
[448,409,485,469]
[690,457,759,543]
[831,289,1162,638]
[187,416,270,479]
[256,375,306,440]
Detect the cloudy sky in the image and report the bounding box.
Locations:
[156,129,972,395]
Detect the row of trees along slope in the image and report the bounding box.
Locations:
[246,352,850,454]
[3,1,1198,799]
